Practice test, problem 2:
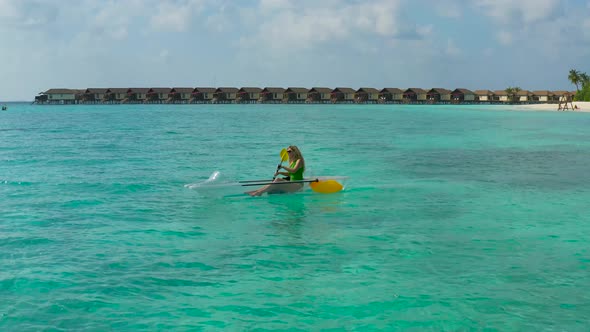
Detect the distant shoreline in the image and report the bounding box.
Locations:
[34,88,577,106]
[5,102,589,113]
[514,101,589,112]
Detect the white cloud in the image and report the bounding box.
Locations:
[88,1,141,40]
[241,9,348,50]
[151,2,199,32]
[150,0,206,32]
[205,13,231,33]
[1,0,588,101]
[466,0,590,63]
[0,0,58,27]
[259,0,294,13]
[239,0,428,52]
[474,0,561,25]
[435,1,462,18]
[355,0,402,36]
[416,25,433,37]
[497,30,513,45]
[158,49,172,65]
[0,0,19,17]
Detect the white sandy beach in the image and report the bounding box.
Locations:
[516,101,590,112]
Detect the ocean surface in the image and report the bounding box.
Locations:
[1,103,589,330]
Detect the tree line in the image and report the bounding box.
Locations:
[503,69,589,103]
[569,69,590,101]
[504,86,521,103]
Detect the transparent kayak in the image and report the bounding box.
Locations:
[185,171,348,195]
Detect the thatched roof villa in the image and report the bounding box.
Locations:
[283,88,308,103]
[451,89,476,102]
[307,87,332,103]
[259,87,285,103]
[355,88,380,103]
[35,87,577,105]
[331,88,355,103]
[379,88,404,103]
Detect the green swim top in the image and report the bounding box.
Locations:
[289,160,304,181]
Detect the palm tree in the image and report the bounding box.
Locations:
[505,87,513,104]
[505,86,521,104]
[569,69,581,91]
[513,86,521,103]
[505,86,513,97]
[580,72,590,88]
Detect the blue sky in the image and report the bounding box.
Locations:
[1,0,589,101]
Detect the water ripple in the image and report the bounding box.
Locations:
[1,104,589,330]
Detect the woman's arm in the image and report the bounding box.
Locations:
[281,159,301,173]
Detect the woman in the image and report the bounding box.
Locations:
[247,145,305,196]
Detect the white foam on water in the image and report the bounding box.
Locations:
[184,171,222,189]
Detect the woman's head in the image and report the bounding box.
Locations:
[286,145,303,161]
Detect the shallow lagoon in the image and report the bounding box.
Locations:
[1,103,589,330]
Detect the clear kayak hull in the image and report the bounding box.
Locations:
[185,172,348,196]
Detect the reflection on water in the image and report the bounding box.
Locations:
[267,193,308,241]
[265,191,348,243]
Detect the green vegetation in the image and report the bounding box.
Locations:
[505,86,521,104]
[578,86,590,101]
[569,69,590,101]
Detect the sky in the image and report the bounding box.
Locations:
[0,0,589,101]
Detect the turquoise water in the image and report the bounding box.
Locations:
[1,103,589,330]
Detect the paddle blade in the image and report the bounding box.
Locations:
[279,148,289,162]
[310,180,343,194]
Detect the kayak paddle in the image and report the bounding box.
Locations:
[241,178,344,194]
[241,148,345,194]
[272,148,289,180]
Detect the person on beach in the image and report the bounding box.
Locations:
[246,145,305,196]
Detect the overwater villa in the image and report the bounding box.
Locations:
[81,88,107,103]
[403,88,428,103]
[125,88,149,103]
[531,90,554,102]
[167,88,193,104]
[283,88,308,103]
[426,88,452,103]
[331,88,355,103]
[34,87,576,105]
[236,87,262,104]
[493,90,510,102]
[144,88,168,104]
[355,88,380,103]
[307,87,332,103]
[451,89,476,103]
[191,88,216,103]
[37,88,83,104]
[259,87,285,103]
[379,88,404,103]
[212,87,239,103]
[517,90,533,103]
[475,90,495,103]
